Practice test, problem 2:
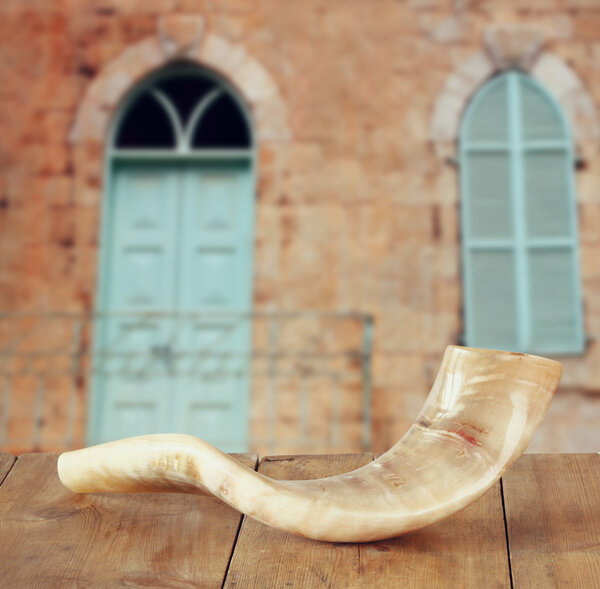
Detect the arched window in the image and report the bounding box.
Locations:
[113,65,252,151]
[460,71,584,354]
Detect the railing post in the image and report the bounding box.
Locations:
[67,316,84,450]
[361,315,374,451]
[267,316,279,454]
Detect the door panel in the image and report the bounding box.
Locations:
[179,163,253,310]
[91,160,254,451]
[93,163,179,443]
[174,162,253,451]
[107,163,178,311]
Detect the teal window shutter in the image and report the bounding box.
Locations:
[460,71,584,355]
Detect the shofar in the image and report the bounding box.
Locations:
[58,345,561,542]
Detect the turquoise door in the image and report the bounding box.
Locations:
[91,159,254,451]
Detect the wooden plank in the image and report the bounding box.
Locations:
[0,452,257,588]
[358,481,510,588]
[224,453,373,588]
[502,453,600,588]
[0,453,16,487]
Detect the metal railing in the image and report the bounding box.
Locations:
[0,312,373,453]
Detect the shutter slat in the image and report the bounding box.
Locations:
[520,78,566,141]
[466,77,509,143]
[466,152,513,239]
[524,150,572,238]
[529,248,582,353]
[468,250,519,350]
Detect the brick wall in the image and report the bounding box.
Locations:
[1,0,599,453]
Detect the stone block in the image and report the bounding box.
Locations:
[431,140,457,163]
[273,377,302,441]
[30,143,71,176]
[434,203,459,244]
[577,165,600,204]
[430,92,464,143]
[99,69,132,107]
[134,36,165,71]
[117,43,155,84]
[39,111,72,141]
[483,24,545,71]
[434,276,462,314]
[72,100,111,143]
[200,34,247,76]
[48,206,76,249]
[325,159,369,203]
[432,165,459,204]
[253,95,291,142]
[279,170,320,205]
[531,52,582,101]
[528,389,600,453]
[431,15,464,44]
[367,204,433,260]
[158,14,204,57]
[373,353,429,389]
[561,89,600,143]
[38,75,82,110]
[5,376,37,446]
[580,244,600,280]
[254,205,281,277]
[278,272,338,309]
[442,70,479,105]
[554,14,575,39]
[234,57,278,104]
[253,276,279,311]
[38,375,72,449]
[573,13,600,41]
[578,203,600,244]
[433,244,460,280]
[456,51,494,86]
[37,176,73,208]
[287,143,323,173]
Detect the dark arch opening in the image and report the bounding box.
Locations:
[115,93,175,148]
[156,74,218,126]
[192,93,251,148]
[113,66,252,150]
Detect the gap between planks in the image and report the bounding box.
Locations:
[502,453,600,588]
[223,453,511,588]
[0,453,17,488]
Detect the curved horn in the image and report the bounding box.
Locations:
[57,346,561,542]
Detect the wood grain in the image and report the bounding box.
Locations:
[358,481,510,588]
[0,453,16,487]
[0,452,257,588]
[224,453,373,588]
[2,452,597,587]
[503,453,600,588]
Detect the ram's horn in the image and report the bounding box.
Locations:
[57,346,561,542]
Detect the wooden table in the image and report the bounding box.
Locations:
[0,452,598,588]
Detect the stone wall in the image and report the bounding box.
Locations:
[1,0,599,453]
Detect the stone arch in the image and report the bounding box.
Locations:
[70,16,289,147]
[430,25,600,160]
[69,16,290,313]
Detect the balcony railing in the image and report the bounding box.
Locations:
[0,312,373,454]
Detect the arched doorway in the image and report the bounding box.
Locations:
[89,63,256,451]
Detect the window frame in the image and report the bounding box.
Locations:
[108,62,254,160]
[459,70,585,355]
